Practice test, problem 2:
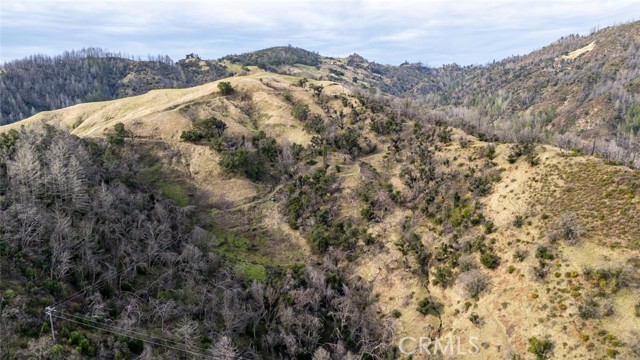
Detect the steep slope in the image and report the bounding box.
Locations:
[0,72,398,359]
[407,21,640,158]
[2,68,639,359]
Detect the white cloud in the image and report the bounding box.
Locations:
[1,0,639,65]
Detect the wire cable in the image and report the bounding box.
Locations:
[51,311,206,358]
[57,310,208,352]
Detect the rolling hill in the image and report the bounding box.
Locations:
[1,63,639,359]
[3,23,640,170]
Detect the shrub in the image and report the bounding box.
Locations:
[468,313,482,325]
[482,144,496,160]
[181,117,227,142]
[119,336,144,354]
[282,90,293,103]
[370,116,402,135]
[391,309,402,318]
[526,152,540,166]
[585,268,630,294]
[285,196,304,228]
[360,206,375,222]
[396,232,430,275]
[108,122,127,145]
[361,231,376,245]
[0,128,19,155]
[535,246,555,260]
[480,252,500,269]
[464,301,473,311]
[303,114,325,133]
[483,221,495,234]
[635,302,640,317]
[257,134,278,161]
[307,220,357,254]
[579,296,600,319]
[513,249,528,262]
[219,148,266,181]
[432,265,455,287]
[114,122,126,137]
[308,224,332,254]
[217,81,234,95]
[2,289,15,302]
[508,143,536,164]
[309,83,324,97]
[513,215,525,228]
[437,125,452,143]
[417,297,440,316]
[527,337,553,360]
[334,127,363,156]
[296,78,309,87]
[469,175,492,196]
[48,344,65,360]
[606,348,619,358]
[68,331,96,357]
[291,102,310,121]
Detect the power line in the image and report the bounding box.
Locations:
[51,310,207,358]
[59,310,208,352]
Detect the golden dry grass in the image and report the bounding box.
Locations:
[559,41,596,60]
[3,71,639,359]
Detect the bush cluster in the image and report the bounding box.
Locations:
[180,117,227,142]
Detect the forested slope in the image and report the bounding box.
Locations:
[0,48,229,125]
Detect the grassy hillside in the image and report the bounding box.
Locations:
[2,67,639,359]
[4,22,640,173]
[407,22,640,168]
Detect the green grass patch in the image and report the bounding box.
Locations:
[234,262,267,282]
[211,232,274,266]
[139,162,162,184]
[159,181,189,206]
[139,162,190,206]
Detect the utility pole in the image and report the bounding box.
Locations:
[45,306,55,342]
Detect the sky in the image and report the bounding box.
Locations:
[1,0,639,66]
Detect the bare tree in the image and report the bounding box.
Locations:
[151,299,177,332]
[312,347,331,360]
[209,335,238,360]
[457,269,490,298]
[174,317,200,348]
[8,204,45,248]
[550,213,585,244]
[68,156,90,211]
[50,211,73,280]
[7,138,43,202]
[277,139,298,177]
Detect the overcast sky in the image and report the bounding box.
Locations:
[1,0,639,66]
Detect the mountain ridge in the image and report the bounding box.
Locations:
[3,23,640,170]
